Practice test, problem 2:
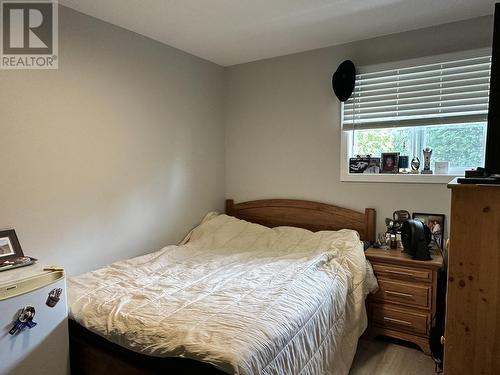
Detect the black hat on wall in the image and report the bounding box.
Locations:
[332,60,356,102]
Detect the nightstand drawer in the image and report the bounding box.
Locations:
[372,279,431,309]
[371,304,429,335]
[372,263,432,283]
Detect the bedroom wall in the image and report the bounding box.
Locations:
[224,16,493,238]
[0,6,225,275]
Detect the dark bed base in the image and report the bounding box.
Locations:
[69,320,226,375]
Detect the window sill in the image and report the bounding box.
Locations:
[340,172,459,184]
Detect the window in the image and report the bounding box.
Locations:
[341,51,491,181]
[350,123,487,175]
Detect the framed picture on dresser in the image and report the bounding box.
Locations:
[0,230,23,260]
[412,213,445,249]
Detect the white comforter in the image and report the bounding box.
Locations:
[68,214,378,375]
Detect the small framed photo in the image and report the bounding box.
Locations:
[364,157,381,174]
[349,157,370,173]
[381,152,400,173]
[0,230,24,261]
[412,213,445,249]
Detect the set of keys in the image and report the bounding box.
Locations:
[8,306,37,335]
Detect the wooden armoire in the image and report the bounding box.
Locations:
[444,180,500,374]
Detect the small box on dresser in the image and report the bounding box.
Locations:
[365,247,443,355]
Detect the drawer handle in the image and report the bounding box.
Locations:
[386,270,415,278]
[386,290,414,299]
[383,317,412,326]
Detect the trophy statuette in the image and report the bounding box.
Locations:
[422,147,433,174]
[411,156,420,174]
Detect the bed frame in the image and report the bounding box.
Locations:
[69,199,376,374]
[226,199,376,241]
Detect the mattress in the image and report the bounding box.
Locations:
[68,213,378,375]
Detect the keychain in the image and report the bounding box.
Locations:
[9,306,37,335]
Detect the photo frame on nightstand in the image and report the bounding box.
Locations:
[412,213,445,249]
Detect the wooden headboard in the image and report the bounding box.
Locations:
[225,199,376,242]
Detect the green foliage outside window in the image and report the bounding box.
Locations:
[354,128,412,157]
[424,124,486,169]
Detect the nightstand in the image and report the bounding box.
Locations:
[365,247,443,355]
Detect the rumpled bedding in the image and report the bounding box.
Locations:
[68,213,378,374]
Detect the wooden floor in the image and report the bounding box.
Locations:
[350,339,437,375]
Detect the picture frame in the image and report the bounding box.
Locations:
[412,213,445,249]
[364,157,381,174]
[349,157,370,173]
[349,156,381,174]
[0,229,24,261]
[381,152,400,173]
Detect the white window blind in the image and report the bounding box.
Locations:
[343,55,492,130]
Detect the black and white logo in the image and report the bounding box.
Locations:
[1,0,58,69]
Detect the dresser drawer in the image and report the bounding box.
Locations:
[371,304,429,335]
[372,263,432,283]
[372,279,431,309]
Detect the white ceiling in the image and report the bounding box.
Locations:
[60,0,495,66]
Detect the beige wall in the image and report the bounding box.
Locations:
[0,7,225,275]
[224,16,493,237]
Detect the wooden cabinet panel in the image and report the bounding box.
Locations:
[372,279,431,309]
[444,182,500,375]
[370,303,429,335]
[372,263,432,283]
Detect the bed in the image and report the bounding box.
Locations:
[68,199,377,374]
